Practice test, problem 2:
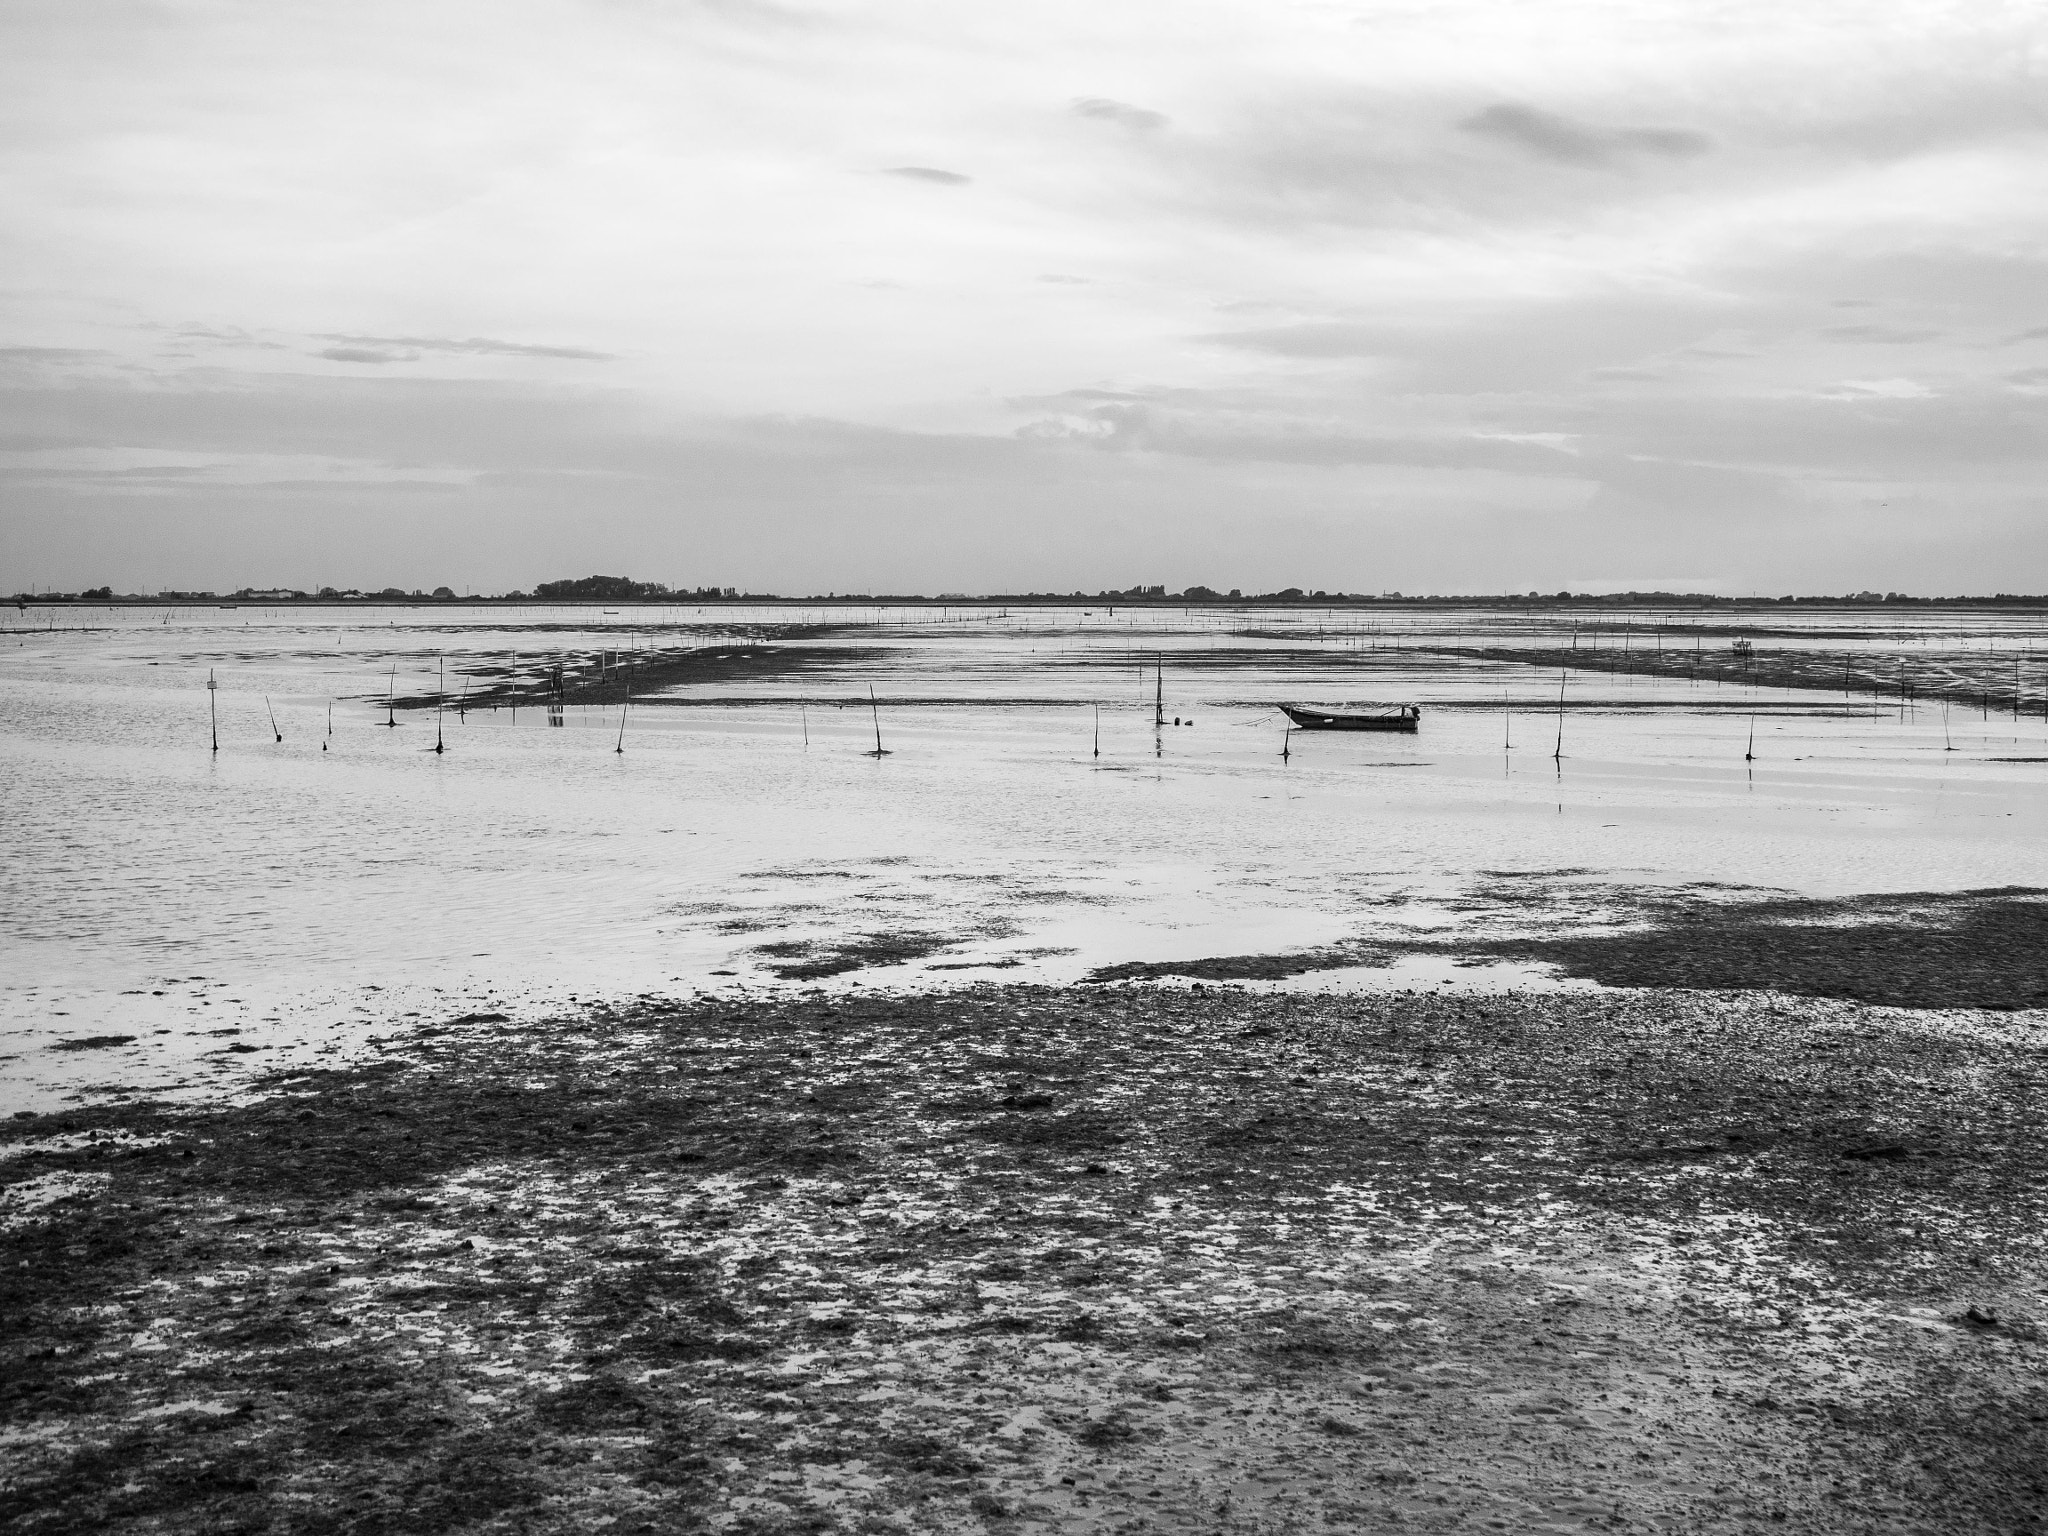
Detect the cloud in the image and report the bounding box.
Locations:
[881,166,971,185]
[1199,323,1389,359]
[174,324,285,350]
[1820,325,1943,343]
[318,346,416,364]
[1196,290,1750,392]
[1458,102,1711,166]
[1143,86,1740,238]
[7,362,2048,596]
[1829,377,1934,399]
[1012,396,1583,473]
[7,1,2048,593]
[687,0,819,28]
[1070,97,1168,131]
[314,334,613,360]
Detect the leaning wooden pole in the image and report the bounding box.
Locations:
[866,684,890,757]
[1552,669,1566,761]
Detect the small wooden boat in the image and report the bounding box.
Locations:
[1279,703,1421,732]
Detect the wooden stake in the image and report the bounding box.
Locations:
[866,684,890,757]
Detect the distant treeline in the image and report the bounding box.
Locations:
[527,576,738,601]
[15,578,2048,607]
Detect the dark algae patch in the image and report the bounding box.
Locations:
[398,632,890,712]
[4,987,2046,1533]
[750,928,958,979]
[1086,887,2048,1006]
[1083,943,1390,984]
[1451,886,2048,1009]
[1417,638,2048,711]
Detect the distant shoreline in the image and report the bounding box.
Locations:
[15,595,2048,610]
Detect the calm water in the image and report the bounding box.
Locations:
[6,601,2046,1109]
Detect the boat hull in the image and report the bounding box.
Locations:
[1279,704,1420,732]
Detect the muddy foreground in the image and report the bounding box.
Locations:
[3,985,2045,1534]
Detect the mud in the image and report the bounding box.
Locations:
[4,984,2045,1534]
[400,638,888,712]
[1082,948,1390,984]
[1082,888,2048,1010]
[1428,642,2048,713]
[1446,887,2048,1011]
[751,931,962,980]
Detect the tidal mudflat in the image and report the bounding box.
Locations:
[6,602,2048,1532]
[5,978,2046,1535]
[8,601,2048,1109]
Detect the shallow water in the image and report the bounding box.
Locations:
[6,601,2047,1108]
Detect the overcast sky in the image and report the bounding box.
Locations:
[4,0,2046,595]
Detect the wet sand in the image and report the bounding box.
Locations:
[5,982,2045,1535]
